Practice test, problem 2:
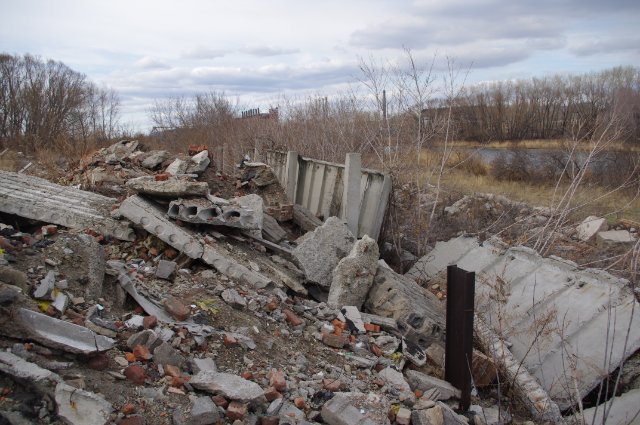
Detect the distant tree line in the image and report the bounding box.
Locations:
[0,53,120,152]
[432,66,640,144]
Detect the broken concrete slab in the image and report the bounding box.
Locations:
[411,402,468,425]
[377,367,412,395]
[340,306,366,334]
[321,392,389,425]
[366,262,445,350]
[405,370,461,401]
[190,371,264,402]
[189,357,218,374]
[405,236,479,283]
[186,150,210,175]
[10,308,115,354]
[189,396,221,425]
[293,204,323,232]
[119,195,204,259]
[55,382,113,425]
[328,235,379,309]
[141,150,170,169]
[262,213,288,243]
[576,215,607,242]
[166,158,188,175]
[156,260,177,280]
[292,217,356,288]
[597,229,636,247]
[66,234,106,301]
[0,170,134,241]
[579,388,640,425]
[126,176,209,197]
[0,351,61,386]
[34,270,56,299]
[167,196,261,231]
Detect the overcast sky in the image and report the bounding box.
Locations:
[2,0,639,130]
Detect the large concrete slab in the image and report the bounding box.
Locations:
[408,236,640,411]
[0,170,134,241]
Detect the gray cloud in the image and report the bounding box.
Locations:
[570,36,640,57]
[181,47,230,60]
[240,46,299,57]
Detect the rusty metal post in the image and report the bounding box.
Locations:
[445,264,475,412]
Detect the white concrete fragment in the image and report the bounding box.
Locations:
[328,235,379,309]
[34,271,56,299]
[579,388,640,425]
[576,215,607,242]
[190,371,264,402]
[55,382,113,425]
[597,229,636,247]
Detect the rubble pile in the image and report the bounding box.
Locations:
[0,141,491,425]
[2,141,638,425]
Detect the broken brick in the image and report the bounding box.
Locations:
[164,296,190,321]
[283,309,303,326]
[268,369,287,392]
[226,401,247,421]
[133,345,152,361]
[142,315,157,329]
[264,387,282,402]
[322,379,343,392]
[124,365,146,385]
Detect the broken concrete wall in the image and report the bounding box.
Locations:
[408,235,640,411]
[0,170,134,241]
[264,150,391,240]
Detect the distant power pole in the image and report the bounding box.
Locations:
[382,89,387,122]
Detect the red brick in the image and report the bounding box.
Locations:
[211,395,228,408]
[121,403,136,414]
[164,296,190,321]
[133,345,152,361]
[124,365,146,385]
[268,369,287,392]
[164,248,178,259]
[163,364,181,378]
[264,387,282,402]
[142,315,157,329]
[223,333,239,347]
[363,323,380,332]
[282,309,302,326]
[154,173,170,181]
[322,333,348,349]
[260,416,280,425]
[86,353,109,370]
[241,371,254,380]
[226,401,247,421]
[293,397,305,409]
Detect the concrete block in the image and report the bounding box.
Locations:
[190,371,264,402]
[262,213,288,243]
[328,235,379,309]
[579,388,640,425]
[166,158,188,175]
[10,308,114,354]
[0,170,134,241]
[126,176,209,197]
[597,229,636,247]
[167,196,261,230]
[156,260,177,280]
[405,236,479,283]
[186,150,210,175]
[342,153,362,236]
[576,215,607,242]
[55,382,113,425]
[320,392,381,425]
[292,217,356,288]
[33,270,55,299]
[141,150,170,169]
[405,370,461,400]
[189,396,221,425]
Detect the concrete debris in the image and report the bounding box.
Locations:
[292,217,356,288]
[0,351,61,386]
[597,229,636,247]
[156,259,177,280]
[328,235,379,309]
[189,396,221,425]
[33,270,56,299]
[405,370,461,401]
[293,204,323,232]
[411,402,468,425]
[576,215,607,242]
[8,308,115,354]
[153,341,186,368]
[167,195,262,231]
[0,170,134,241]
[126,176,209,197]
[55,382,113,425]
[262,213,288,243]
[186,150,210,175]
[579,388,640,425]
[321,392,390,425]
[366,261,445,350]
[190,371,265,402]
[411,235,640,413]
[189,357,218,374]
[166,158,188,175]
[141,150,170,169]
[377,366,412,395]
[340,306,366,334]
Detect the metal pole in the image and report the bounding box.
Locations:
[445,264,475,412]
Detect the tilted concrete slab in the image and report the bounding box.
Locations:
[405,236,478,282]
[408,236,640,411]
[579,388,640,425]
[119,195,271,288]
[0,170,134,241]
